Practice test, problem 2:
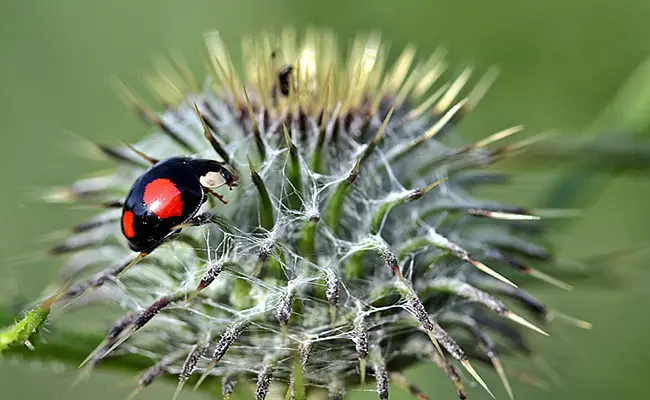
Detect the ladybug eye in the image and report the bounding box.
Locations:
[220,168,234,183]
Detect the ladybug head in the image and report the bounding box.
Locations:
[192,159,239,190]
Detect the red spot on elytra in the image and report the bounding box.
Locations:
[143,178,184,219]
[122,211,136,238]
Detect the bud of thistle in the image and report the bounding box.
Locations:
[45,27,590,399]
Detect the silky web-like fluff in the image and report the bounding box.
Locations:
[47,28,588,400]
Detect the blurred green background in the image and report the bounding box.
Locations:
[1,0,649,399]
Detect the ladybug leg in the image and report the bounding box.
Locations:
[140,215,214,256]
[114,251,149,279]
[206,188,228,204]
[171,212,215,231]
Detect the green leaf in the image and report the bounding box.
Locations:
[283,124,304,211]
[541,56,650,209]
[249,155,275,230]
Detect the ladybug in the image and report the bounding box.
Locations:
[55,106,237,306]
[121,156,238,253]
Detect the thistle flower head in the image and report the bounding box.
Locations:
[45,27,587,399]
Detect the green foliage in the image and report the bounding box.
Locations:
[542,56,650,209]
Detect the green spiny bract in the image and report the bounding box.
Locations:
[47,28,585,400]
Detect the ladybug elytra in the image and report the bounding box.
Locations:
[121,156,238,253]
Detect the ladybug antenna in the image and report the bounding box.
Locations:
[122,142,159,165]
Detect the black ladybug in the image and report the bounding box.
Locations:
[121,156,238,253]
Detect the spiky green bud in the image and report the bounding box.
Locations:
[42,27,589,399]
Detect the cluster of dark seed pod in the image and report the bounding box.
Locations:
[46,28,589,399]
